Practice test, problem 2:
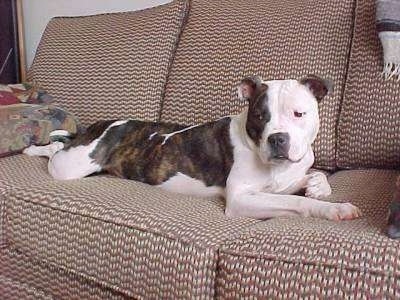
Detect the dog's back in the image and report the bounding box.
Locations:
[35,118,233,191]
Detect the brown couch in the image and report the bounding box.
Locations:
[1,0,400,298]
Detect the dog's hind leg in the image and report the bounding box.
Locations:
[23,142,65,158]
[24,141,101,180]
[25,120,125,180]
[47,143,103,180]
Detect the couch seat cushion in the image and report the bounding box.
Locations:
[0,248,125,299]
[216,169,400,299]
[338,0,400,168]
[3,174,259,299]
[28,0,189,125]
[0,155,52,189]
[161,0,355,169]
[0,274,51,300]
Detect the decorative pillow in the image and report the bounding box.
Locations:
[0,82,53,106]
[28,0,189,126]
[0,104,80,157]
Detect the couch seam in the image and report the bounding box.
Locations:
[0,182,13,249]
[50,2,175,20]
[5,189,257,299]
[2,248,133,299]
[6,190,222,251]
[335,0,358,170]
[5,193,220,298]
[213,248,222,300]
[0,273,52,299]
[158,0,192,122]
[212,222,266,299]
[218,248,400,279]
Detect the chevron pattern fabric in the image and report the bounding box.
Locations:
[0,155,52,188]
[28,0,189,126]
[3,172,259,298]
[2,155,400,298]
[216,169,400,298]
[0,275,51,300]
[3,0,400,298]
[0,249,125,299]
[161,0,355,169]
[338,0,400,168]
[0,155,54,248]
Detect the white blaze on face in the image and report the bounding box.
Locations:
[260,80,320,163]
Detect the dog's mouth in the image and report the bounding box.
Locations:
[269,153,304,164]
[269,155,290,163]
[272,154,289,160]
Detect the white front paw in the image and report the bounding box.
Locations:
[320,202,362,221]
[23,145,38,156]
[305,172,332,199]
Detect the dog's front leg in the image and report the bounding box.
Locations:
[225,191,361,221]
[304,171,332,199]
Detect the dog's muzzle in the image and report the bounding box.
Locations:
[268,132,290,160]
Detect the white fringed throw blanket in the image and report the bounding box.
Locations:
[377,0,400,80]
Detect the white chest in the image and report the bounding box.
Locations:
[227,136,315,197]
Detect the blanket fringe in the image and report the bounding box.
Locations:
[382,62,400,81]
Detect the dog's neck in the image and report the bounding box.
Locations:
[235,108,257,151]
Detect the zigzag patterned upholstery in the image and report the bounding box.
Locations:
[1,155,399,298]
[216,169,399,298]
[338,0,400,168]
[2,172,259,298]
[161,0,355,169]
[28,0,189,126]
[2,0,400,298]
[0,249,125,299]
[0,155,53,248]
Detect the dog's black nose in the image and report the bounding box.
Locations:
[268,132,289,147]
[268,132,290,158]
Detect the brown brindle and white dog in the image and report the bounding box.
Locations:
[24,76,362,221]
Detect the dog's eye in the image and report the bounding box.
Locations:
[294,111,305,118]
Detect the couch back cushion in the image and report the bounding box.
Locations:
[338,0,400,169]
[161,0,355,169]
[28,0,189,126]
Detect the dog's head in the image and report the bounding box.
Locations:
[238,75,332,164]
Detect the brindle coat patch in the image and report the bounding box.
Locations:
[64,120,117,149]
[74,119,234,186]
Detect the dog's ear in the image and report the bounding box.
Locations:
[237,75,263,101]
[300,75,334,102]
